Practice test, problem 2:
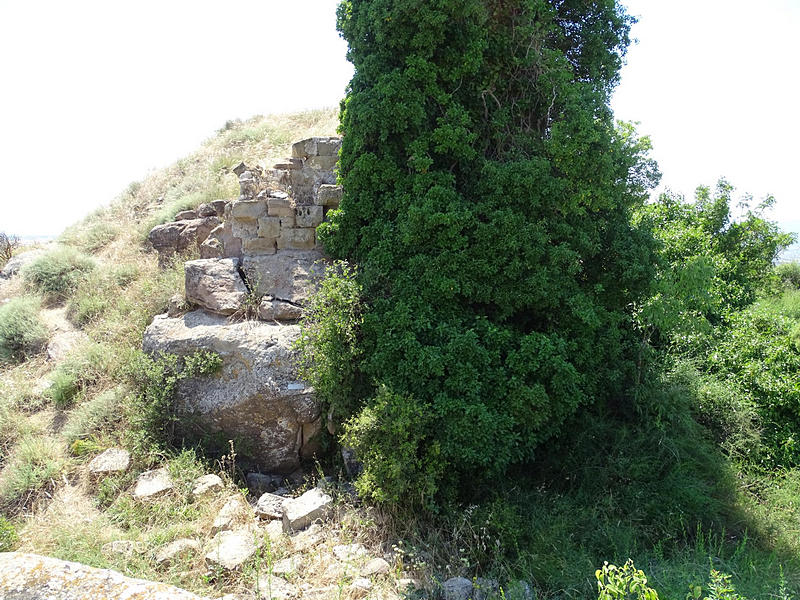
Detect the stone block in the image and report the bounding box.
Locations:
[185,258,248,315]
[175,210,197,221]
[241,251,326,305]
[316,184,343,207]
[282,488,332,532]
[88,448,130,476]
[231,220,258,239]
[192,474,223,498]
[258,298,303,322]
[307,155,338,171]
[254,492,286,520]
[280,215,296,228]
[231,199,267,220]
[258,217,281,239]
[268,197,295,218]
[277,228,315,250]
[316,138,341,156]
[133,468,174,500]
[295,206,323,228]
[242,237,277,255]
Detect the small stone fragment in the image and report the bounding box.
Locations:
[133,468,174,500]
[205,529,258,571]
[254,492,286,520]
[332,543,368,562]
[212,495,254,534]
[175,210,198,221]
[88,448,130,476]
[263,520,285,545]
[349,578,372,598]
[270,556,302,576]
[155,538,202,565]
[257,574,298,600]
[101,540,145,557]
[192,473,224,498]
[282,488,332,532]
[289,523,324,552]
[360,557,391,576]
[443,577,474,600]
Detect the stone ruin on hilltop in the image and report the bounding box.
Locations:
[144,137,343,483]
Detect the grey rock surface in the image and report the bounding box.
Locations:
[242,250,326,305]
[142,310,320,472]
[282,488,331,532]
[133,468,174,500]
[0,249,45,279]
[254,492,285,520]
[443,577,474,600]
[0,552,204,599]
[184,258,248,315]
[192,473,224,497]
[88,448,130,476]
[205,528,258,571]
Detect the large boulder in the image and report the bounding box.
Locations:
[242,250,326,306]
[147,216,221,265]
[0,552,204,599]
[184,258,248,315]
[142,310,321,472]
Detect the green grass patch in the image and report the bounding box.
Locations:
[0,435,67,510]
[23,247,95,303]
[0,295,48,363]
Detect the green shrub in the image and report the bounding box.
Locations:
[23,247,95,303]
[596,560,659,600]
[125,350,222,451]
[0,516,17,551]
[777,261,800,289]
[0,296,48,363]
[296,261,364,423]
[320,0,658,505]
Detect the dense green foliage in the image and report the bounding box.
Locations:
[319,0,659,504]
[0,296,49,363]
[23,247,96,303]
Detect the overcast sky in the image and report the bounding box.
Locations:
[1,0,798,239]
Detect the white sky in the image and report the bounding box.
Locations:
[1,0,798,238]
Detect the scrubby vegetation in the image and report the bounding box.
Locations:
[0,296,49,363]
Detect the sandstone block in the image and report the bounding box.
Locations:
[197,203,216,218]
[133,468,174,500]
[212,495,254,534]
[316,138,341,157]
[231,199,267,220]
[254,492,286,520]
[192,473,224,497]
[242,251,326,305]
[184,258,248,315]
[295,206,323,228]
[282,488,332,532]
[155,539,202,565]
[307,155,338,171]
[205,529,258,571]
[291,137,341,159]
[277,228,315,250]
[231,220,258,240]
[280,215,296,228]
[268,197,295,218]
[200,237,224,259]
[88,448,130,476]
[258,298,303,322]
[142,311,321,472]
[258,217,281,239]
[316,185,343,207]
[210,199,228,216]
[243,237,277,255]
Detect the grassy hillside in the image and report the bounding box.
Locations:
[2,108,800,599]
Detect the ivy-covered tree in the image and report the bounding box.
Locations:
[315,0,660,505]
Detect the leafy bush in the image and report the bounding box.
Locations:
[125,350,222,451]
[0,296,48,363]
[777,261,800,289]
[0,232,20,266]
[596,560,659,600]
[0,516,17,551]
[23,246,95,303]
[318,0,658,504]
[296,261,364,423]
